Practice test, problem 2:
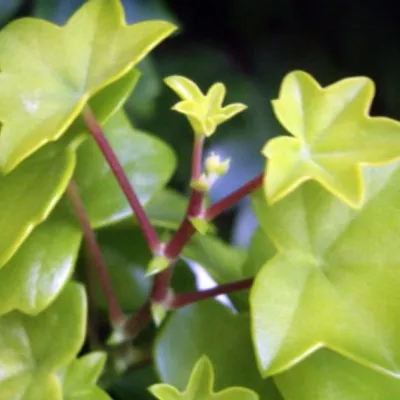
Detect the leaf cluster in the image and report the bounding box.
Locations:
[1,0,400,399]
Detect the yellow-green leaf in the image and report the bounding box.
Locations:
[149,356,259,400]
[165,75,246,137]
[250,162,400,378]
[275,350,400,400]
[0,283,86,400]
[0,0,176,172]
[263,70,400,208]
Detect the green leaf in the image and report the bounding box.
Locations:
[241,227,276,277]
[275,349,400,400]
[149,356,259,400]
[251,163,400,378]
[0,283,86,400]
[165,75,247,137]
[0,207,82,316]
[0,138,77,270]
[183,235,247,283]
[144,189,187,230]
[263,70,400,208]
[154,300,282,399]
[91,227,152,312]
[74,110,176,228]
[189,217,211,235]
[0,0,176,172]
[147,255,171,276]
[69,67,141,136]
[151,302,169,326]
[59,352,111,400]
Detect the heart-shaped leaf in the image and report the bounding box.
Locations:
[275,349,400,400]
[74,111,176,228]
[0,138,77,270]
[59,352,111,400]
[154,300,282,399]
[251,163,400,378]
[0,207,81,316]
[149,356,259,400]
[0,0,176,172]
[0,282,86,400]
[263,70,400,208]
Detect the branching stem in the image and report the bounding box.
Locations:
[169,278,254,309]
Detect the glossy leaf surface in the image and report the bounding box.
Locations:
[183,235,246,283]
[154,300,282,399]
[251,163,400,377]
[275,349,400,400]
[0,207,81,316]
[144,189,187,230]
[68,67,140,136]
[74,111,176,228]
[0,283,86,400]
[0,0,176,172]
[59,352,111,400]
[264,70,400,207]
[0,139,77,270]
[91,227,151,312]
[150,356,259,400]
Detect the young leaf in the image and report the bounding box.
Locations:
[250,163,400,378]
[0,0,176,172]
[0,207,81,316]
[74,111,176,228]
[149,356,259,400]
[275,350,400,400]
[154,300,282,399]
[0,138,77,270]
[0,283,86,400]
[59,352,111,400]
[165,76,247,137]
[263,70,400,208]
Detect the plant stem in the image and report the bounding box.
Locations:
[187,137,204,216]
[153,137,205,302]
[67,181,124,326]
[122,172,264,339]
[82,107,160,253]
[206,173,264,219]
[124,300,151,339]
[169,278,254,309]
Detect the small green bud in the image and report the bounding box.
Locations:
[190,173,211,192]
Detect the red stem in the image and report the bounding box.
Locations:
[152,137,205,302]
[123,172,264,338]
[67,181,124,326]
[124,300,152,339]
[82,107,160,253]
[206,174,264,220]
[169,278,254,309]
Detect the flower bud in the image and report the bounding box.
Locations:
[205,153,230,176]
